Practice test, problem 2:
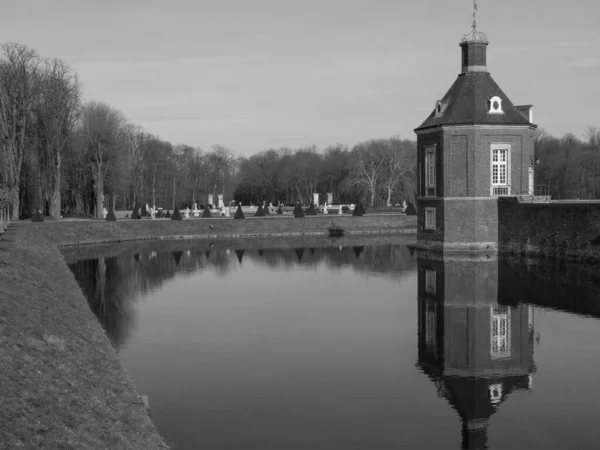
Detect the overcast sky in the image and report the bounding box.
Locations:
[1,0,598,155]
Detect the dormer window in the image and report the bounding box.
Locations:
[434,100,444,117]
[488,96,503,114]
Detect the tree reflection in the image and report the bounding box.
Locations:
[68,244,418,350]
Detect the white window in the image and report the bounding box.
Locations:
[425,207,436,230]
[425,269,437,294]
[490,305,511,359]
[425,147,436,196]
[489,383,503,405]
[490,144,510,196]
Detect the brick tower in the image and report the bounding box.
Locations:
[414,17,537,252]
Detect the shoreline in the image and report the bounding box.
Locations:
[0,214,415,449]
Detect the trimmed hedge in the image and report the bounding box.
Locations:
[234,205,245,219]
[171,207,183,220]
[293,203,305,218]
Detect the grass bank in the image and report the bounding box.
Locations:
[0,214,415,449]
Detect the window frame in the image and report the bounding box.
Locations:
[424,146,436,197]
[490,305,511,359]
[490,143,511,196]
[425,207,436,230]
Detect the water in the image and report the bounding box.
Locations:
[65,238,600,450]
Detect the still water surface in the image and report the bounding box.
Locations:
[66,238,600,450]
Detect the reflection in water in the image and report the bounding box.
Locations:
[416,254,536,450]
[66,243,600,449]
[68,244,416,351]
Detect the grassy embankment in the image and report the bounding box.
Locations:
[0,214,416,450]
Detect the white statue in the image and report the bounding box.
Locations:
[338,205,343,215]
[323,204,328,214]
[102,207,108,219]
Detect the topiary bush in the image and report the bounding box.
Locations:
[234,204,245,219]
[202,207,212,218]
[277,203,283,215]
[405,202,417,215]
[255,204,265,217]
[165,210,171,218]
[131,204,140,219]
[293,203,305,218]
[352,202,364,217]
[263,202,270,215]
[306,204,317,215]
[31,210,44,222]
[171,207,183,220]
[105,208,117,221]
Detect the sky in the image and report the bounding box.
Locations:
[1,0,599,156]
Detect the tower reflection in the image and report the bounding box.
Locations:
[416,252,535,450]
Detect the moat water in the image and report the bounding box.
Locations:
[65,237,600,450]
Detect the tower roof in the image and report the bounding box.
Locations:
[415,71,534,131]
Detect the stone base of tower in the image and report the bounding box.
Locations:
[416,197,499,252]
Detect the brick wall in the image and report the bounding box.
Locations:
[498,197,600,262]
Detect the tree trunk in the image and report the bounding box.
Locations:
[95,165,104,219]
[48,152,62,219]
[370,188,375,207]
[152,166,157,209]
[386,185,393,207]
[10,184,19,221]
[172,177,176,210]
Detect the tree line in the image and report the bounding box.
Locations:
[2,41,599,220]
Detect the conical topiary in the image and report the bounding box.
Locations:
[172,251,183,265]
[295,248,304,261]
[263,202,270,215]
[31,210,44,222]
[171,206,183,220]
[141,204,148,218]
[235,249,245,264]
[234,204,245,219]
[277,203,283,215]
[105,207,117,221]
[131,204,140,219]
[352,202,364,217]
[405,202,417,215]
[306,204,317,215]
[165,210,171,218]
[255,204,265,217]
[202,207,212,218]
[293,203,304,218]
[353,246,365,259]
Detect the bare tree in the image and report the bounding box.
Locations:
[350,139,388,207]
[80,101,125,218]
[207,145,237,203]
[0,43,40,219]
[382,138,416,206]
[34,57,81,219]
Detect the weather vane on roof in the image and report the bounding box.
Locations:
[461,0,487,43]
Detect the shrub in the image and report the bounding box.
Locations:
[202,207,212,218]
[165,210,171,218]
[255,204,265,217]
[277,203,283,215]
[234,204,245,219]
[341,205,350,213]
[31,210,44,222]
[352,202,364,217]
[306,204,317,215]
[105,208,117,221]
[171,207,183,220]
[263,202,270,215]
[131,204,140,219]
[293,203,305,218]
[141,204,148,218]
[405,202,417,215]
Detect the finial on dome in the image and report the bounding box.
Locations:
[460,0,488,43]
